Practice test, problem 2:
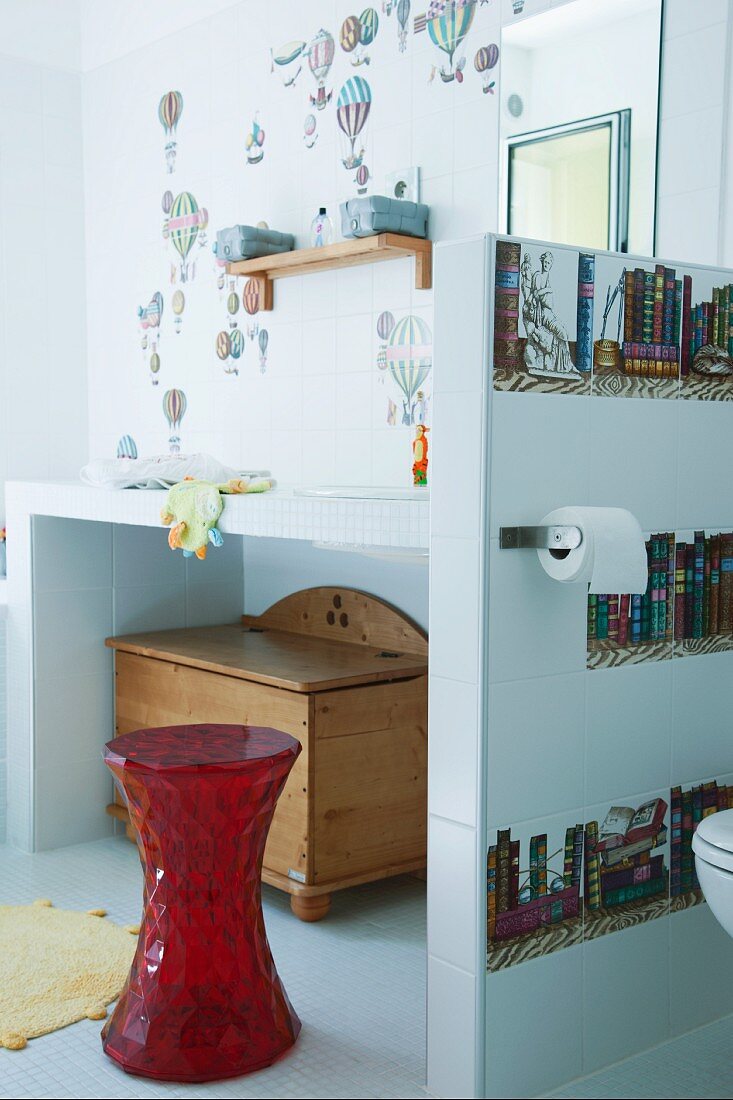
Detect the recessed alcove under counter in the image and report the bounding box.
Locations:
[3,478,430,853]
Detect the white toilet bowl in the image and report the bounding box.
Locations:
[692,809,733,937]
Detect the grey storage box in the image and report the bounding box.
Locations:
[340,195,429,240]
[213,225,295,262]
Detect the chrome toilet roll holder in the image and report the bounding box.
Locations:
[499,526,583,551]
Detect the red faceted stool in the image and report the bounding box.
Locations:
[101,724,302,1082]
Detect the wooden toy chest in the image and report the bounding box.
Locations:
[105,587,428,921]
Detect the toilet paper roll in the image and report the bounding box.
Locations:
[537,506,648,595]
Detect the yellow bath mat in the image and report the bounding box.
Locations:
[0,899,136,1050]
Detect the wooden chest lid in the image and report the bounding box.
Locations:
[106,587,428,693]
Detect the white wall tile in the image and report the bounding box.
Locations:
[34,588,113,680]
[671,653,733,785]
[670,902,733,1035]
[430,536,481,684]
[677,400,733,529]
[113,583,186,635]
[583,920,670,1073]
[428,816,477,973]
[35,756,113,850]
[428,676,479,828]
[33,517,112,592]
[586,662,673,805]
[485,944,582,1098]
[488,672,585,823]
[427,957,477,1100]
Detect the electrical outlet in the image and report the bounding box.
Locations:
[385,166,420,203]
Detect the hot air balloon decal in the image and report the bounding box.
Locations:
[340,15,361,56]
[162,190,173,214]
[216,267,226,294]
[376,309,395,372]
[355,8,379,65]
[304,112,318,149]
[116,435,138,460]
[163,388,187,453]
[172,289,185,333]
[386,314,432,425]
[270,40,306,87]
[216,330,231,360]
[227,290,240,328]
[427,0,476,83]
[307,28,335,110]
[245,113,265,164]
[474,43,499,94]
[138,291,163,331]
[228,329,243,375]
[149,351,161,384]
[355,163,370,194]
[246,319,260,342]
[258,328,269,373]
[168,191,204,282]
[197,206,209,250]
[243,277,260,315]
[158,90,183,173]
[396,0,410,51]
[337,76,372,170]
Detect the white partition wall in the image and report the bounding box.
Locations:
[434,233,733,1098]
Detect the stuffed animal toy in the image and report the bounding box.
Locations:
[160,476,271,559]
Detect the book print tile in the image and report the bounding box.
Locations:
[487,811,584,973]
[586,532,675,670]
[486,776,733,970]
[493,240,591,396]
[671,530,733,656]
[582,793,670,944]
[590,255,680,400]
[680,276,733,401]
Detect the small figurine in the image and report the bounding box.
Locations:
[161,476,272,560]
[412,424,430,487]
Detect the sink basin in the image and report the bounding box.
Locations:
[294,485,429,501]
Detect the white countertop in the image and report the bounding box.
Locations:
[4,480,429,551]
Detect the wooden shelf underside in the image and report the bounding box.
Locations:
[226,233,432,310]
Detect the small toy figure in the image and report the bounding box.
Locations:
[412,424,430,487]
[161,476,272,560]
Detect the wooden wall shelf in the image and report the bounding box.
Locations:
[226,232,432,311]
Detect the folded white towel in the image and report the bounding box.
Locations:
[80,453,272,490]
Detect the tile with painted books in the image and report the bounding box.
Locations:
[492,238,592,396]
[680,279,733,401]
[588,529,733,668]
[591,256,681,399]
[487,795,669,972]
[587,532,674,669]
[670,779,733,913]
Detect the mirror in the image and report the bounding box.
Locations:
[500,0,663,255]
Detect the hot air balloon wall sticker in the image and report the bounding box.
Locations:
[258,328,269,373]
[117,435,138,460]
[227,288,240,329]
[376,310,395,375]
[163,388,187,453]
[396,0,411,51]
[138,291,164,385]
[216,329,233,373]
[423,0,476,83]
[337,76,372,170]
[228,328,244,375]
[246,113,265,164]
[307,28,335,110]
[158,91,183,173]
[474,42,499,94]
[270,40,306,87]
[355,163,370,194]
[340,9,380,67]
[167,191,205,283]
[172,289,185,333]
[386,314,433,426]
[303,112,318,148]
[161,190,173,242]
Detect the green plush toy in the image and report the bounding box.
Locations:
[160,476,271,559]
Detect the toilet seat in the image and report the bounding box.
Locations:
[692,809,733,873]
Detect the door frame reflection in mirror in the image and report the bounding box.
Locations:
[505,109,631,253]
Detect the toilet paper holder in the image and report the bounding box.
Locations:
[499,525,583,551]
